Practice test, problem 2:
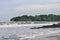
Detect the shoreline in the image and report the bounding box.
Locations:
[47,35,60,40]
[0,24,53,27]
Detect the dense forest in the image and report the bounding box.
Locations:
[10,14,60,21]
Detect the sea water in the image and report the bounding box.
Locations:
[0,21,60,40]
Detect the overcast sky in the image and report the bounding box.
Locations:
[0,0,60,22]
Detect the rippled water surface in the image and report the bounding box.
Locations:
[0,21,60,40]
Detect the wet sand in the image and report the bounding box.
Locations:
[48,35,60,40]
[54,36,60,40]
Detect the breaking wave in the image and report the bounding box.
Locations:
[0,21,59,27]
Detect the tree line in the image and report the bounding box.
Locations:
[10,14,60,21]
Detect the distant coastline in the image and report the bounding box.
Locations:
[10,14,60,21]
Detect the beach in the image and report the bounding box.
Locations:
[56,36,60,40]
[47,35,60,40]
[53,36,60,40]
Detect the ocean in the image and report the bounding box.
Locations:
[0,21,60,40]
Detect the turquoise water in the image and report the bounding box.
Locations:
[0,21,60,40]
[16,21,60,24]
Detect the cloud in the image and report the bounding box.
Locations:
[15,4,60,16]
[16,4,60,11]
[16,0,60,4]
[43,0,60,2]
[17,0,24,1]
[16,0,24,3]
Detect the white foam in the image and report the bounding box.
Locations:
[0,23,53,28]
[20,29,60,39]
[0,22,59,27]
[0,22,60,39]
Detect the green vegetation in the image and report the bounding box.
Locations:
[10,14,60,21]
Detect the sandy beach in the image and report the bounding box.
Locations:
[46,35,60,40]
[56,36,60,40]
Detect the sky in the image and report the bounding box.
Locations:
[0,0,60,22]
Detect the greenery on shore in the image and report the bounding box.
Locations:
[10,14,60,21]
